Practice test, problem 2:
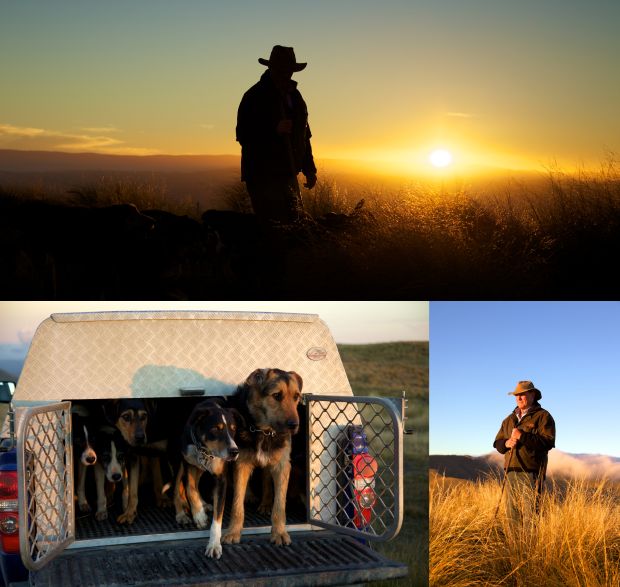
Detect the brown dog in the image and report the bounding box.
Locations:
[222,369,302,547]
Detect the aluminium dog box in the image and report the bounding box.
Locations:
[8,311,407,586]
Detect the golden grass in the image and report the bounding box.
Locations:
[430,472,620,586]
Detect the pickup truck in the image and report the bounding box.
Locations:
[0,311,409,586]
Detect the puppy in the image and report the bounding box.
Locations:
[222,369,302,547]
[92,427,129,521]
[173,400,240,559]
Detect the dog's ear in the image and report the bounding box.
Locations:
[143,399,156,418]
[245,368,268,388]
[290,371,303,392]
[228,408,246,431]
[101,400,119,425]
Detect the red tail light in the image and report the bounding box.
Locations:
[0,470,20,553]
[352,453,378,529]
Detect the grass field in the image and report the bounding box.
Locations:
[3,161,620,298]
[338,342,429,587]
[430,471,620,586]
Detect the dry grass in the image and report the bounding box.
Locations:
[430,472,620,586]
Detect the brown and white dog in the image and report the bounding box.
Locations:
[222,369,302,547]
[173,399,241,559]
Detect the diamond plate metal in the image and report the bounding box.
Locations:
[14,311,352,402]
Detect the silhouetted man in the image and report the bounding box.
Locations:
[236,45,317,223]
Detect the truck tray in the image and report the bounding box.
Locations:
[28,532,408,586]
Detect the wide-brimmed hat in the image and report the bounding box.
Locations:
[259,45,307,72]
[508,380,542,401]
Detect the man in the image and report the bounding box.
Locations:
[236,45,317,223]
[493,380,555,528]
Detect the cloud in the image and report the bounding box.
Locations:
[485,450,620,481]
[0,122,159,155]
[80,126,121,133]
[444,112,476,119]
[200,123,215,130]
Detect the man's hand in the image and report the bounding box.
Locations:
[304,173,317,189]
[276,119,293,134]
[505,438,517,449]
[511,428,522,441]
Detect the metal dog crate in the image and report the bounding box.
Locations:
[10,311,408,585]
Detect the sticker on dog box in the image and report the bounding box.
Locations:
[306,347,328,361]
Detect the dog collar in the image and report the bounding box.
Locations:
[250,425,276,438]
[190,429,215,469]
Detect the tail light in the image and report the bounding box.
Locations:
[352,453,378,528]
[0,470,19,553]
[347,426,378,531]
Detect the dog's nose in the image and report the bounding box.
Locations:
[286,419,299,430]
[111,472,122,482]
[86,455,96,465]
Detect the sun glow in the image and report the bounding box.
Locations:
[429,149,453,168]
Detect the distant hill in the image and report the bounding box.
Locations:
[0,149,241,207]
[0,149,239,173]
[430,454,500,481]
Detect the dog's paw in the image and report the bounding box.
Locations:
[193,509,209,529]
[222,530,241,544]
[175,512,192,526]
[270,529,291,547]
[116,509,137,525]
[204,541,222,559]
[95,510,107,521]
[78,501,91,514]
[257,502,272,516]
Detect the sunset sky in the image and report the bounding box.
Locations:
[1,1,619,175]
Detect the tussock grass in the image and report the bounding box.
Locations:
[430,473,620,586]
[4,157,620,298]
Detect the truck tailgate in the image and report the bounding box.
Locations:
[28,532,408,586]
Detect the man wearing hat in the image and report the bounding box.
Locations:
[236,45,317,223]
[493,380,556,527]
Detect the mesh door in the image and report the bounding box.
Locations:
[17,402,74,571]
[306,394,403,542]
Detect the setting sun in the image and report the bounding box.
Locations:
[429,149,453,168]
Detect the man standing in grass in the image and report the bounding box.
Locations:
[493,380,556,528]
[236,45,317,223]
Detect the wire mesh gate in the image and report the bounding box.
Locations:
[17,402,74,571]
[305,394,403,542]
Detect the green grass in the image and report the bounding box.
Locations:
[338,342,429,587]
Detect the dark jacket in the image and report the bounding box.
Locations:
[493,403,555,475]
[236,70,317,182]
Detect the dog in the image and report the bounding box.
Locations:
[222,368,302,547]
[92,427,129,521]
[72,404,99,514]
[103,398,155,524]
[173,400,241,559]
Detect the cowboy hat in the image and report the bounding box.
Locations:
[508,380,542,401]
[259,45,307,72]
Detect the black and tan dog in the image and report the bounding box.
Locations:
[102,399,169,524]
[222,368,302,547]
[173,400,240,559]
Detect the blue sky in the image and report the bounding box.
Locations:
[430,302,620,458]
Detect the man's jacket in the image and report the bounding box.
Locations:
[493,403,555,475]
[237,70,317,182]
